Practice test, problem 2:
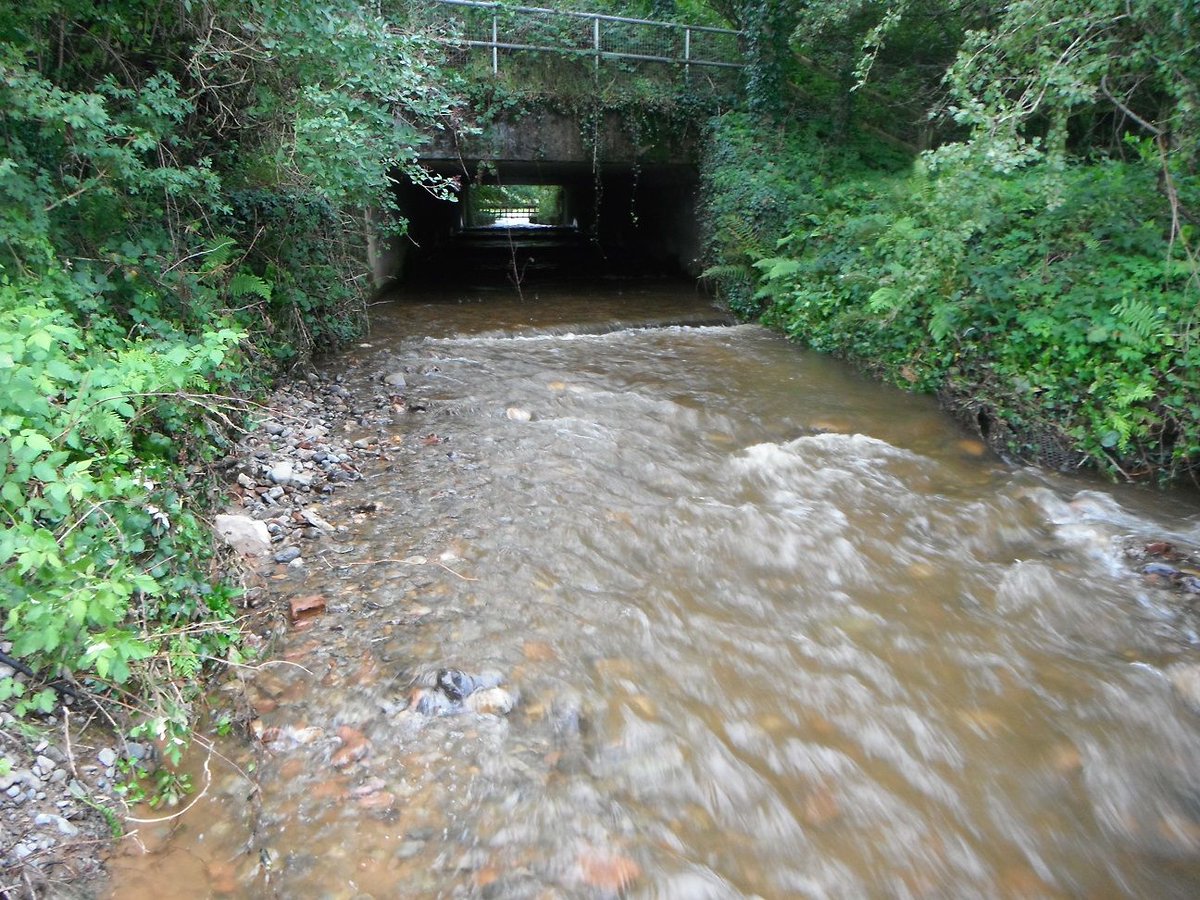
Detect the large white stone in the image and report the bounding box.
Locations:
[214,514,272,556]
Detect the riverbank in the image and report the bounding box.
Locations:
[702,113,1199,483]
[0,352,429,897]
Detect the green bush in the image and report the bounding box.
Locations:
[0,0,460,757]
[705,110,1200,478]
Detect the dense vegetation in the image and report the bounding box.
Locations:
[702,0,1200,480]
[1,0,458,758]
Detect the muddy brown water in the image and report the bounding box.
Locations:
[107,283,1200,898]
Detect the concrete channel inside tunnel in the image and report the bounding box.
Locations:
[372,162,704,289]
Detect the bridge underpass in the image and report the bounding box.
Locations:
[382,160,703,287]
[370,1,742,289]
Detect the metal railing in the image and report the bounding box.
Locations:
[406,0,743,77]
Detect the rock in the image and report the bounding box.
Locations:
[126,742,150,761]
[35,755,57,774]
[300,509,335,533]
[394,841,425,861]
[289,594,327,623]
[236,472,256,489]
[214,515,272,556]
[466,687,514,717]
[331,726,370,768]
[97,748,117,767]
[34,813,78,837]
[505,407,532,422]
[262,421,285,436]
[577,850,641,891]
[357,790,395,811]
[384,372,407,389]
[274,546,302,564]
[550,693,584,737]
[351,777,387,798]
[268,460,295,485]
[1144,562,1180,578]
[1168,663,1200,714]
[437,668,476,702]
[408,688,459,717]
[625,694,657,719]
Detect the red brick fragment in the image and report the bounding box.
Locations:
[288,593,326,623]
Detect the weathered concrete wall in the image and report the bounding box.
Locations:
[418,108,700,172]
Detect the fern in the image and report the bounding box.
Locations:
[701,263,755,283]
[753,256,803,280]
[229,272,272,303]
[1111,296,1165,346]
[198,235,236,278]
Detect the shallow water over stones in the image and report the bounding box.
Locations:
[108,283,1200,898]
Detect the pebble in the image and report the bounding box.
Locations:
[268,460,295,484]
[274,546,302,564]
[34,813,79,836]
[505,407,532,422]
[395,841,425,860]
[97,748,117,767]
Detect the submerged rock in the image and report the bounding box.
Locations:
[466,687,514,717]
[436,668,476,702]
[1168,663,1200,715]
[406,669,512,717]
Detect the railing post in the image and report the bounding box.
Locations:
[684,27,691,84]
[491,12,498,74]
[593,16,600,72]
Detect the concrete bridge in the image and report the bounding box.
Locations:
[375,0,744,286]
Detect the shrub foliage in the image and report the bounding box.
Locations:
[703,0,1200,481]
[0,0,458,741]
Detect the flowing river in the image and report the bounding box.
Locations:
[108,283,1200,898]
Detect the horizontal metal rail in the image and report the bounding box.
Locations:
[449,37,745,69]
[435,0,741,37]
[415,0,744,76]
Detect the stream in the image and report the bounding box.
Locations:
[107,282,1200,898]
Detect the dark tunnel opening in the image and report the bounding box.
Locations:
[375,163,703,290]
